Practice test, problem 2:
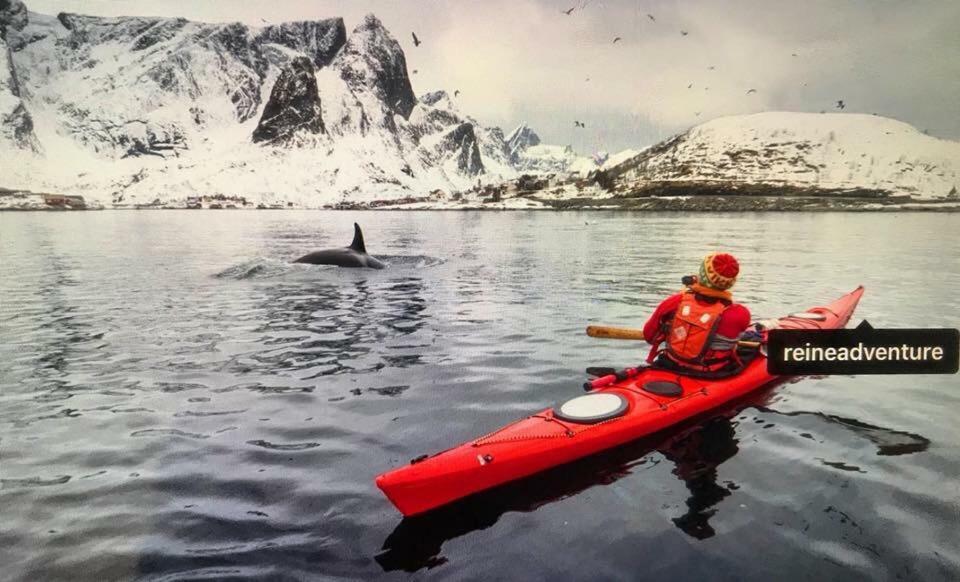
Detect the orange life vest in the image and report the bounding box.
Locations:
[665,291,730,365]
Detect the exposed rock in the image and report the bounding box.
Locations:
[252,56,324,145]
[505,122,540,161]
[420,90,448,106]
[0,0,28,41]
[0,34,39,152]
[131,18,188,51]
[254,19,346,68]
[335,14,415,120]
[439,122,484,175]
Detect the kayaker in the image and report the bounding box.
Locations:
[642,252,751,373]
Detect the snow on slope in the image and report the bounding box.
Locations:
[608,112,960,199]
[0,7,532,206]
[504,121,578,174]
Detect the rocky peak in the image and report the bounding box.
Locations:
[335,14,415,120]
[254,19,346,69]
[506,122,541,161]
[252,55,325,146]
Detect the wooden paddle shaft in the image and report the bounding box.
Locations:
[586,325,646,340]
[586,325,761,347]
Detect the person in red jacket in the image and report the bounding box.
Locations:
[643,252,752,373]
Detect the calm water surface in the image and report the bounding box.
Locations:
[1,211,958,581]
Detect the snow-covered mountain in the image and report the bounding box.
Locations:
[0,2,560,207]
[503,122,578,174]
[595,112,960,200]
[4,1,955,210]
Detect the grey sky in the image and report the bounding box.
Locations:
[28,0,960,153]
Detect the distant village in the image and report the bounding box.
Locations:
[0,190,292,211]
[0,189,92,210]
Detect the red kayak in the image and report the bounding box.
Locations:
[376,286,864,516]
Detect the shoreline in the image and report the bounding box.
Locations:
[3,189,958,213]
[3,202,958,212]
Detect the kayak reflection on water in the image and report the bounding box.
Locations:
[661,416,739,540]
[374,393,930,573]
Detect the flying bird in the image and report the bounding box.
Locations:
[836,100,845,110]
[412,69,418,75]
[574,121,585,128]
[454,89,460,97]
[260,18,268,24]
[411,32,421,47]
[613,37,622,43]
[695,112,701,117]
[680,30,688,36]
[746,88,757,94]
[791,53,798,57]
[563,6,576,15]
[707,65,715,70]
[647,14,656,22]
[687,83,693,89]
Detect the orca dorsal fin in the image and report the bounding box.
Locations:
[349,223,366,253]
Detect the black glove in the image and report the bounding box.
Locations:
[740,329,763,342]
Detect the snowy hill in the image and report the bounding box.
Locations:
[0,2,563,207]
[599,112,960,200]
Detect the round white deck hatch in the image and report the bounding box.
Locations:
[554,393,628,424]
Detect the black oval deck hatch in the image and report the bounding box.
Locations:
[643,381,683,397]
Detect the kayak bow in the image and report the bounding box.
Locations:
[376,286,864,516]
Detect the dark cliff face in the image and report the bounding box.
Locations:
[1,0,38,152]
[336,14,416,120]
[252,56,325,146]
[0,0,28,41]
[443,123,485,175]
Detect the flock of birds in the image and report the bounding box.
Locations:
[404,4,849,131]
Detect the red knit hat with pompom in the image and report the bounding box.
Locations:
[699,252,740,290]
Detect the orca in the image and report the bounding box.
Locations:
[294,223,386,269]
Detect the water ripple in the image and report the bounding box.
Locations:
[1,211,957,581]
[245,440,322,451]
